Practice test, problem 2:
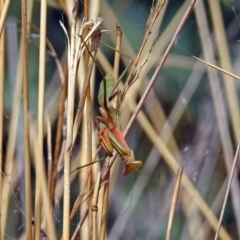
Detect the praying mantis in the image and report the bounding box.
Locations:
[95,74,142,176]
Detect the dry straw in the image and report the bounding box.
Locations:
[1,0,240,239]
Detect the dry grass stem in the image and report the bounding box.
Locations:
[1,1,239,239]
[195,1,239,238]
[62,2,78,238]
[47,115,53,184]
[124,0,196,136]
[0,0,5,238]
[91,171,101,240]
[21,0,32,238]
[192,56,240,82]
[72,19,103,145]
[34,0,48,238]
[165,167,183,240]
[0,0,10,36]
[113,25,122,80]
[120,0,166,102]
[49,71,67,207]
[71,208,89,240]
[99,170,109,240]
[1,36,22,240]
[208,0,240,146]
[214,141,240,240]
[31,122,56,239]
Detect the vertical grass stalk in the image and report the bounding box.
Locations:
[63,2,78,238]
[34,0,48,238]
[21,0,32,239]
[0,0,10,37]
[0,0,5,238]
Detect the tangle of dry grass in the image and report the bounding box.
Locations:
[0,1,240,239]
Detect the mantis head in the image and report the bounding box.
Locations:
[123,160,142,176]
[121,149,142,175]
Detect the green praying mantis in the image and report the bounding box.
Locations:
[95,74,142,176]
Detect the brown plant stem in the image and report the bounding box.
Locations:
[166,167,183,240]
[0,0,10,37]
[21,0,32,239]
[49,70,68,207]
[63,2,78,238]
[0,0,5,238]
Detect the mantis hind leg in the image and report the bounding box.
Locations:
[97,127,113,157]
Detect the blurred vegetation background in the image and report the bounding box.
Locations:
[1,0,240,239]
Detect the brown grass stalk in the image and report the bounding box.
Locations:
[1,34,21,240]
[120,0,166,102]
[87,70,93,240]
[49,70,68,207]
[113,25,122,80]
[1,1,238,239]
[165,167,183,240]
[71,208,89,240]
[72,22,102,146]
[91,171,101,240]
[99,170,110,240]
[34,0,48,238]
[68,148,102,238]
[21,0,32,239]
[31,122,56,239]
[215,141,240,239]
[47,115,53,186]
[208,1,240,234]
[0,0,5,238]
[0,0,10,37]
[62,1,78,238]
[208,0,240,144]
[124,0,196,136]
[195,1,238,239]
[69,172,89,223]
[84,4,92,238]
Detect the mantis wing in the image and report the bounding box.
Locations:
[98,74,116,107]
